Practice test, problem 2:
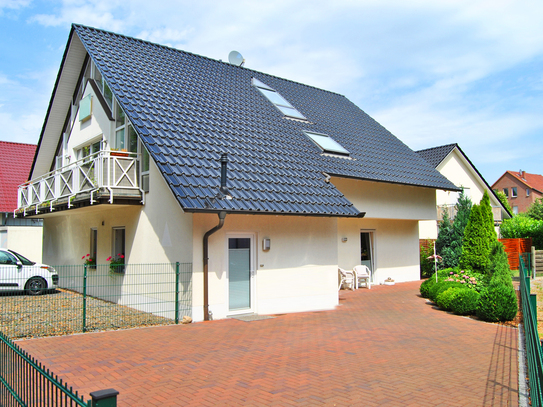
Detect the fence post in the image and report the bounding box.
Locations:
[90,389,119,407]
[175,262,180,324]
[531,294,538,317]
[83,265,87,333]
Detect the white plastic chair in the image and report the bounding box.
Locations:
[338,268,355,291]
[353,265,371,289]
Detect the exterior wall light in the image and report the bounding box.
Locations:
[262,238,271,251]
[341,237,348,243]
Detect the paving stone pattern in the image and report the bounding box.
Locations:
[17,281,518,406]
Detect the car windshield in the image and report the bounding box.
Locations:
[8,250,35,266]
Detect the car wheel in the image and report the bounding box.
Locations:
[26,277,47,296]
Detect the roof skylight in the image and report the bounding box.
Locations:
[252,78,306,120]
[304,131,350,156]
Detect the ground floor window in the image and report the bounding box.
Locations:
[89,228,97,267]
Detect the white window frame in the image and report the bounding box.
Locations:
[252,77,307,120]
[512,187,518,198]
[303,130,350,156]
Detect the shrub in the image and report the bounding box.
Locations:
[496,190,513,215]
[442,269,485,292]
[420,278,435,298]
[500,214,543,250]
[476,280,518,322]
[436,287,458,311]
[487,241,513,283]
[527,198,543,221]
[448,288,480,315]
[428,281,465,304]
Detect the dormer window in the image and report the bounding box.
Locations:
[252,78,306,120]
[303,131,350,156]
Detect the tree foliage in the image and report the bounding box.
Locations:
[495,190,513,214]
[459,204,491,273]
[480,190,497,242]
[527,198,543,221]
[500,214,543,249]
[436,190,472,269]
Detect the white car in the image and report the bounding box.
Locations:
[0,249,59,295]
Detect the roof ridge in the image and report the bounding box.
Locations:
[416,143,457,153]
[72,23,346,98]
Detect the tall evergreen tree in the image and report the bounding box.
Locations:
[496,190,513,215]
[436,189,472,268]
[459,204,491,273]
[480,190,497,241]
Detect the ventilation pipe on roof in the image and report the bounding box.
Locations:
[219,153,231,198]
[203,210,227,321]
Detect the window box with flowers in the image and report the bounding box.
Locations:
[82,254,96,269]
[107,253,125,273]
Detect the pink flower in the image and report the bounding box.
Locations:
[460,270,465,273]
[106,256,112,262]
[119,254,125,259]
[449,272,453,275]
[82,255,86,259]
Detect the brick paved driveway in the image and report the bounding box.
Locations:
[17,281,519,406]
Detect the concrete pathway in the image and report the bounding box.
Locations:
[17,281,519,406]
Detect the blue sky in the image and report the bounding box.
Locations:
[1,0,542,185]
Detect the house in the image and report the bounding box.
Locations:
[16,24,458,322]
[417,143,511,240]
[492,170,543,214]
[0,141,43,261]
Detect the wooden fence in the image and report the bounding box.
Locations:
[499,238,532,270]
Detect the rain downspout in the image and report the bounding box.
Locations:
[202,153,230,321]
[203,210,226,321]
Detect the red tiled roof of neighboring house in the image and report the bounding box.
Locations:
[505,170,543,193]
[0,141,37,212]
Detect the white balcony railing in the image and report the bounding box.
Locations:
[17,151,143,214]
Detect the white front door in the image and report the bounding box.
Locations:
[227,234,255,314]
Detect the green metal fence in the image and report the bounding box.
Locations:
[520,255,543,407]
[0,262,192,340]
[0,330,118,406]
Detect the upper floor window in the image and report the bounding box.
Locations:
[511,187,518,198]
[303,131,350,156]
[527,189,531,197]
[92,62,113,109]
[503,188,509,197]
[252,78,306,120]
[77,139,102,161]
[114,103,137,153]
[513,206,519,215]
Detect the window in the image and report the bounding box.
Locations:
[527,189,531,197]
[512,187,518,198]
[252,78,306,120]
[503,188,509,197]
[513,206,519,215]
[92,62,113,109]
[141,142,150,193]
[0,250,17,265]
[303,131,350,156]
[114,103,137,153]
[89,228,97,268]
[79,94,92,122]
[77,139,103,161]
[112,227,125,260]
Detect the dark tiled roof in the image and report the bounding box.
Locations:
[416,143,457,169]
[73,24,458,216]
[0,141,36,212]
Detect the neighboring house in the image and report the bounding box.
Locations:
[16,24,458,322]
[492,171,543,214]
[0,141,43,261]
[417,143,511,240]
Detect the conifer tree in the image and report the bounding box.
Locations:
[480,190,497,242]
[459,204,490,272]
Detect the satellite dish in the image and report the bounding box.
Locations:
[228,50,245,66]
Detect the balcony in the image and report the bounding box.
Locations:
[437,204,504,223]
[16,151,143,217]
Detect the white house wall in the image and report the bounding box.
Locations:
[65,81,112,159]
[337,218,420,284]
[191,213,339,322]
[331,177,437,221]
[420,149,504,240]
[0,226,43,262]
